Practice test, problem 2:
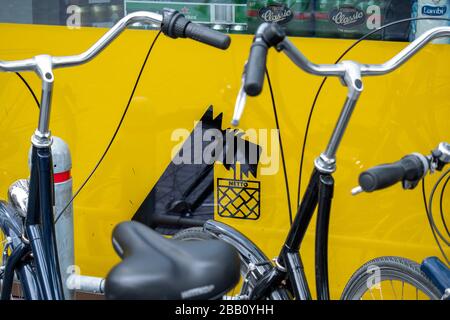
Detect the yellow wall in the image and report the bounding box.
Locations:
[0,23,448,299]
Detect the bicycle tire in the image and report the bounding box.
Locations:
[341,256,441,300]
[172,227,255,299]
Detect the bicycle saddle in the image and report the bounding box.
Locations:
[104,221,240,300]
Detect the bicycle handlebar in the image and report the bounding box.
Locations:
[360,26,450,76]
[232,23,450,128]
[244,40,269,96]
[357,154,429,193]
[243,23,450,96]
[160,9,230,49]
[352,142,450,195]
[0,10,230,73]
[244,23,285,96]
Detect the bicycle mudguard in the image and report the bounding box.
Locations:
[204,220,290,299]
[421,257,450,295]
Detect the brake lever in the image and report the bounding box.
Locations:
[231,64,248,126]
[351,186,363,196]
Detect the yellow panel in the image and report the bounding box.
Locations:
[0,23,448,299]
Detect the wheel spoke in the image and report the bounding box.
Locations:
[369,286,375,300]
[390,280,397,299]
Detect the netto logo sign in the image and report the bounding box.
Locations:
[422,5,447,16]
[330,5,366,29]
[259,4,293,24]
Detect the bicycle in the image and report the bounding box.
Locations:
[341,144,450,300]
[174,22,450,300]
[0,9,241,300]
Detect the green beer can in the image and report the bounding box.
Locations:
[315,0,386,40]
[247,0,314,36]
[331,0,365,39]
[125,0,247,33]
[286,0,314,36]
[315,0,341,38]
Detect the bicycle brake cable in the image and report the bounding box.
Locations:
[427,168,450,246]
[14,72,40,108]
[55,30,162,224]
[422,177,450,265]
[439,174,450,237]
[422,174,450,265]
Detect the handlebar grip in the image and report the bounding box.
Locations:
[244,40,268,96]
[184,22,230,50]
[161,9,230,50]
[359,154,426,192]
[359,163,406,192]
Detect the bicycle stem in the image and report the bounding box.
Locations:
[274,39,366,173]
[281,27,450,172]
[0,11,163,148]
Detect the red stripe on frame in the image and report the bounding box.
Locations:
[54,170,71,183]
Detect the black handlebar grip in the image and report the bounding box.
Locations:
[184,22,231,50]
[359,163,406,192]
[161,9,230,50]
[244,40,268,96]
[359,154,426,192]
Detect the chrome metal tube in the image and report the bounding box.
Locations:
[276,27,450,173]
[51,11,163,69]
[0,58,36,72]
[279,38,346,77]
[66,274,105,294]
[323,95,359,160]
[38,80,53,135]
[0,11,163,73]
[360,26,450,76]
[231,74,247,126]
[278,26,450,78]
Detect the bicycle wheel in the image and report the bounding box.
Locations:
[341,256,441,300]
[172,227,255,299]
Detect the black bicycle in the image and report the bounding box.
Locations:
[0,9,241,300]
[174,22,450,300]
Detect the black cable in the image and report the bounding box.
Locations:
[296,16,450,206]
[422,177,449,265]
[55,30,162,223]
[266,68,293,224]
[427,168,450,247]
[439,174,450,237]
[296,78,326,205]
[14,72,40,108]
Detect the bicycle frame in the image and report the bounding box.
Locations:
[207,24,450,300]
[0,11,164,300]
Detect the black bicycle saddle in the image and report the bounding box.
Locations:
[104,221,240,300]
